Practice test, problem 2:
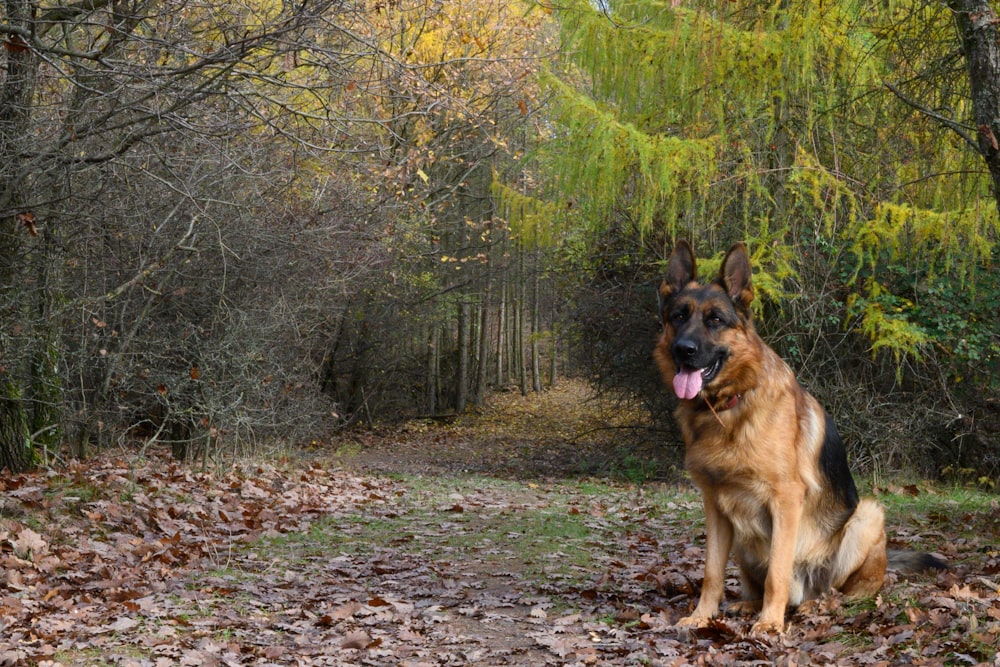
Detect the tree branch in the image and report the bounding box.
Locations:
[99,213,198,303]
[884,81,979,151]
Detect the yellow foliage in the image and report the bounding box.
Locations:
[846,200,998,291]
[518,0,1000,364]
[378,0,546,121]
[847,292,930,363]
[491,177,562,246]
[539,69,719,236]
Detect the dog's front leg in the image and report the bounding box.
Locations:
[677,492,732,628]
[752,485,805,634]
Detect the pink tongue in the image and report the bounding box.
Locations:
[672,367,703,400]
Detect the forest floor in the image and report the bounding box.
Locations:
[1,380,999,666]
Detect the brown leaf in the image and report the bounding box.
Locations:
[12,528,47,561]
[979,123,999,151]
[4,36,28,53]
[96,616,139,634]
[948,584,979,600]
[329,601,362,619]
[17,212,37,236]
[340,630,371,650]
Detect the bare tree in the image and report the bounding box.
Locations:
[0,0,381,468]
[0,0,554,469]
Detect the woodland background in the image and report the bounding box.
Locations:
[1,0,999,481]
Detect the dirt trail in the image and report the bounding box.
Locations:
[339,379,669,479]
[1,380,997,665]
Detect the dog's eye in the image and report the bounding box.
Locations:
[669,309,688,325]
[705,313,724,328]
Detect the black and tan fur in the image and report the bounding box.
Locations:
[654,240,945,634]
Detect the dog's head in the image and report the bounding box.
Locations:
[654,240,755,401]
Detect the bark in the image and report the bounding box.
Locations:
[0,379,31,471]
[516,249,527,396]
[495,287,506,387]
[0,0,40,471]
[549,324,558,388]
[426,326,439,414]
[474,287,491,407]
[531,264,542,393]
[27,218,67,461]
[456,300,470,413]
[948,0,1000,217]
[0,0,36,209]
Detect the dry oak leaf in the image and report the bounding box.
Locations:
[12,528,47,561]
[341,630,373,650]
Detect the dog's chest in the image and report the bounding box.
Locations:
[686,441,775,539]
[683,422,774,490]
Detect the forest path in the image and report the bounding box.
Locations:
[336,378,664,480]
[1,381,997,665]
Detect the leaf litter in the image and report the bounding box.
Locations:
[0,380,998,666]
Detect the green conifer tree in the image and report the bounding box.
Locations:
[498,0,998,367]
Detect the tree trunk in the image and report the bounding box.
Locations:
[531,262,542,393]
[0,0,36,206]
[495,287,506,387]
[474,286,491,407]
[456,300,470,413]
[0,0,41,471]
[426,325,439,414]
[29,340,61,459]
[348,318,373,426]
[549,323,558,388]
[0,379,31,472]
[516,248,528,396]
[28,227,65,462]
[948,0,1000,217]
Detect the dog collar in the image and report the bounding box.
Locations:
[705,393,741,412]
[701,392,740,427]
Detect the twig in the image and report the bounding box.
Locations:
[884,81,978,151]
[99,215,198,303]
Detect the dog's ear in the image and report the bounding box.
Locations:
[656,240,697,323]
[659,240,696,321]
[720,242,754,314]
[662,239,697,297]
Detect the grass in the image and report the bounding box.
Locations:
[243,475,995,589]
[878,483,998,559]
[608,451,669,483]
[245,474,648,587]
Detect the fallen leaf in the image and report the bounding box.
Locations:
[340,630,371,650]
[12,528,47,560]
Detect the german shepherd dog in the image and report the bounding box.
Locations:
[654,240,945,634]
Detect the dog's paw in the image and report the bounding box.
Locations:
[748,618,784,635]
[675,614,713,629]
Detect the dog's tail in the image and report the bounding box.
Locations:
[887,549,949,574]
